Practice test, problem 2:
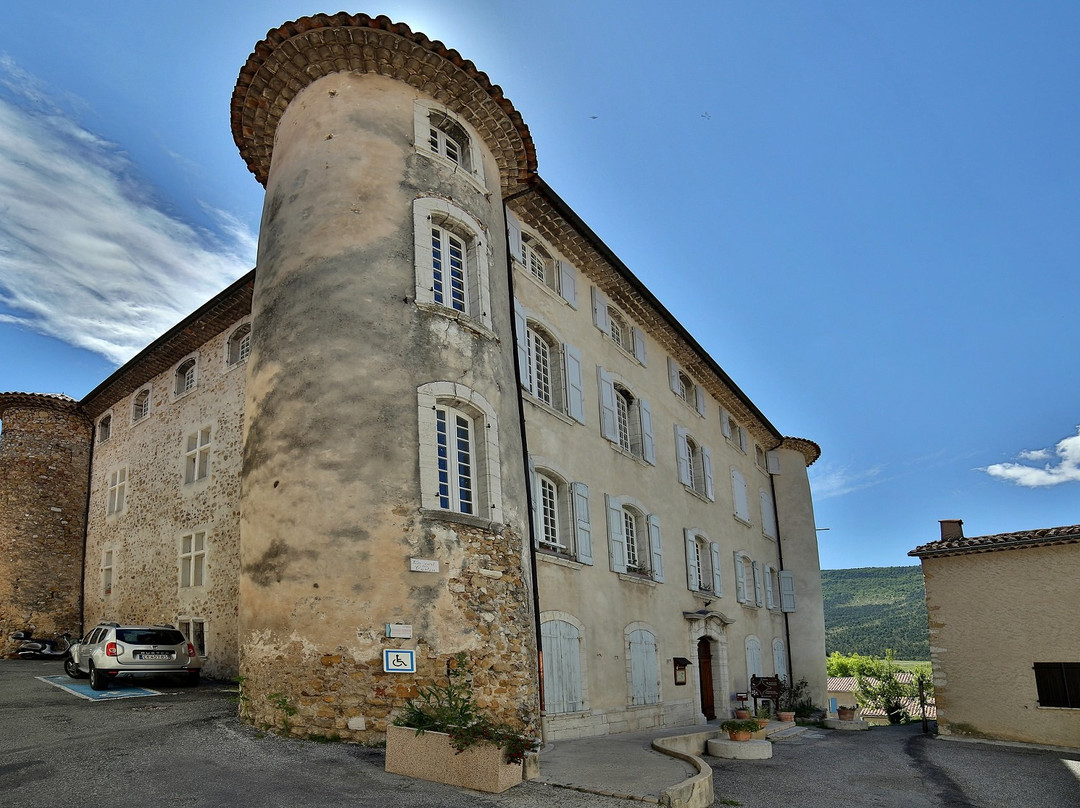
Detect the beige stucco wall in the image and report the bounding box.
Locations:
[514,229,824,739]
[922,543,1080,748]
[84,322,246,679]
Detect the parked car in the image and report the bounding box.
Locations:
[66,622,202,690]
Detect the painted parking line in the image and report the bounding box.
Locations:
[37,675,161,701]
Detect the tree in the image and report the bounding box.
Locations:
[853,649,915,724]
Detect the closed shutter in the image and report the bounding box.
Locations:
[667,357,680,394]
[761,489,778,538]
[542,620,583,713]
[606,494,627,573]
[528,457,538,549]
[564,344,586,423]
[765,566,776,609]
[732,468,750,521]
[766,449,782,474]
[558,260,578,309]
[632,327,647,365]
[702,445,715,501]
[779,571,797,613]
[591,286,609,333]
[720,408,732,439]
[752,561,763,606]
[514,301,529,388]
[734,552,747,603]
[694,385,706,416]
[746,637,763,682]
[684,529,699,591]
[597,367,618,441]
[506,209,523,262]
[675,426,692,486]
[571,482,593,565]
[640,399,655,465]
[629,629,660,705]
[773,638,788,682]
[648,514,663,582]
[710,542,723,596]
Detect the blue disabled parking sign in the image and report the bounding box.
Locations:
[383,649,415,673]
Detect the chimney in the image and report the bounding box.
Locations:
[939,519,964,540]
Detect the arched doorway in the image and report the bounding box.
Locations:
[697,637,715,720]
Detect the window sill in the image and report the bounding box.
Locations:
[681,484,712,503]
[420,508,504,534]
[416,301,496,341]
[537,552,583,570]
[173,389,196,402]
[608,443,650,467]
[514,261,570,305]
[523,394,576,425]
[691,589,717,602]
[130,415,150,428]
[733,515,753,529]
[673,395,705,418]
[618,572,657,587]
[414,148,488,194]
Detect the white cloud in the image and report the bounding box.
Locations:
[982,427,1080,487]
[0,59,255,365]
[809,463,884,500]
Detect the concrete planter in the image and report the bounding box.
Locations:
[837,708,857,721]
[384,724,522,793]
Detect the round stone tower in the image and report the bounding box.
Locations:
[231,14,539,740]
[0,393,91,655]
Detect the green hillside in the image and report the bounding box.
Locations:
[821,566,930,659]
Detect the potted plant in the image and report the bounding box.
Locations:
[753,702,771,729]
[720,719,760,741]
[837,705,858,721]
[776,677,809,722]
[386,653,538,793]
[734,694,750,719]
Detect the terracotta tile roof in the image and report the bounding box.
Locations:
[826,676,936,719]
[909,524,1080,559]
[0,392,83,418]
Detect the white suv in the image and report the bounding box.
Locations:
[66,622,203,690]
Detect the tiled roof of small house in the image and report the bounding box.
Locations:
[909,524,1080,559]
[827,675,936,719]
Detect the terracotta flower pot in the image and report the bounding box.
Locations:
[727,729,752,741]
[777,710,795,722]
[734,709,750,719]
[754,718,769,729]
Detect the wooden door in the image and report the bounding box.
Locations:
[697,637,715,720]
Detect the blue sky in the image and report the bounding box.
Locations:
[1,2,1078,570]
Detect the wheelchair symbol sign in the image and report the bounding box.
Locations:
[383,649,416,673]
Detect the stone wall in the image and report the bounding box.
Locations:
[0,397,91,655]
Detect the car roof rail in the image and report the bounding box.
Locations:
[152,624,176,629]
[98,621,121,627]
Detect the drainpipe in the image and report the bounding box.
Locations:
[769,471,794,682]
[502,184,546,743]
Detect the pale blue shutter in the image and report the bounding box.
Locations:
[542,620,583,713]
[564,344,586,423]
[597,367,617,441]
[761,488,777,538]
[514,301,529,387]
[667,357,680,394]
[779,570,797,613]
[506,209,523,263]
[734,552,747,603]
[765,566,777,609]
[639,399,655,465]
[571,482,593,565]
[591,286,609,333]
[648,514,663,582]
[629,629,660,705]
[685,529,699,591]
[752,561,763,606]
[606,494,627,573]
[558,260,578,309]
[632,327,647,365]
[528,457,539,549]
[694,386,706,416]
[721,408,732,439]
[732,468,749,521]
[766,450,782,474]
[675,426,692,486]
[710,542,723,596]
[702,445,715,501]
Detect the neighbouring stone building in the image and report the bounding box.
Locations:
[910,520,1080,749]
[0,13,827,743]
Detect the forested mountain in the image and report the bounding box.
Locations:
[821,566,930,660]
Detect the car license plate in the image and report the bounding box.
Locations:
[138,652,171,661]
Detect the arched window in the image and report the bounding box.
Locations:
[773,638,788,682]
[430,221,469,314]
[685,530,722,595]
[413,199,491,328]
[427,111,471,171]
[605,494,663,581]
[227,323,251,366]
[598,368,654,464]
[522,234,557,292]
[734,551,762,606]
[525,325,556,407]
[745,636,764,686]
[175,358,197,396]
[676,428,715,500]
[97,414,112,443]
[608,308,631,353]
[131,389,150,422]
[542,619,584,714]
[627,626,660,706]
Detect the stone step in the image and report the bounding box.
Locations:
[767,724,809,741]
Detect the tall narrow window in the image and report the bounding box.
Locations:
[228,323,251,366]
[102,549,114,596]
[180,531,206,588]
[132,390,150,422]
[628,627,660,706]
[428,113,469,169]
[623,507,644,573]
[542,619,584,713]
[609,309,631,352]
[436,405,474,515]
[106,467,127,515]
[538,473,563,550]
[175,358,197,395]
[615,388,634,453]
[185,428,212,484]
[526,326,553,406]
[430,224,468,313]
[522,234,557,292]
[97,414,112,443]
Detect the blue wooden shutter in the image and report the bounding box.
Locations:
[710,542,723,596]
[684,529,699,591]
[597,367,617,441]
[571,482,593,565]
[779,570,797,613]
[606,494,627,573]
[640,399,655,465]
[558,260,578,309]
[648,514,663,582]
[675,426,692,486]
[564,344,586,424]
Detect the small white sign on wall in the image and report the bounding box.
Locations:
[383,649,416,673]
[410,558,440,573]
[385,623,413,639]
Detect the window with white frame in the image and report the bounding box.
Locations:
[541,618,585,713]
[506,214,579,308]
[102,549,114,596]
[773,638,789,682]
[227,323,251,366]
[417,383,503,523]
[731,467,751,523]
[97,414,112,443]
[734,551,762,606]
[721,408,748,453]
[627,626,661,706]
[537,472,563,550]
[514,303,585,422]
[764,563,779,609]
[522,233,557,292]
[598,368,655,463]
[526,325,557,407]
[605,494,663,581]
[531,464,593,564]
[760,487,778,538]
[427,111,471,171]
[180,531,206,588]
[175,358,197,396]
[667,357,706,415]
[685,530,722,595]
[745,635,764,686]
[106,467,127,515]
[178,618,207,657]
[591,286,647,364]
[413,198,491,328]
[132,389,150,423]
[675,426,715,500]
[184,427,212,484]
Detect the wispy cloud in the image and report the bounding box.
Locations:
[809,463,885,500]
[0,56,255,365]
[982,427,1080,487]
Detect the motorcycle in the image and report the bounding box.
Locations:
[10,629,74,661]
